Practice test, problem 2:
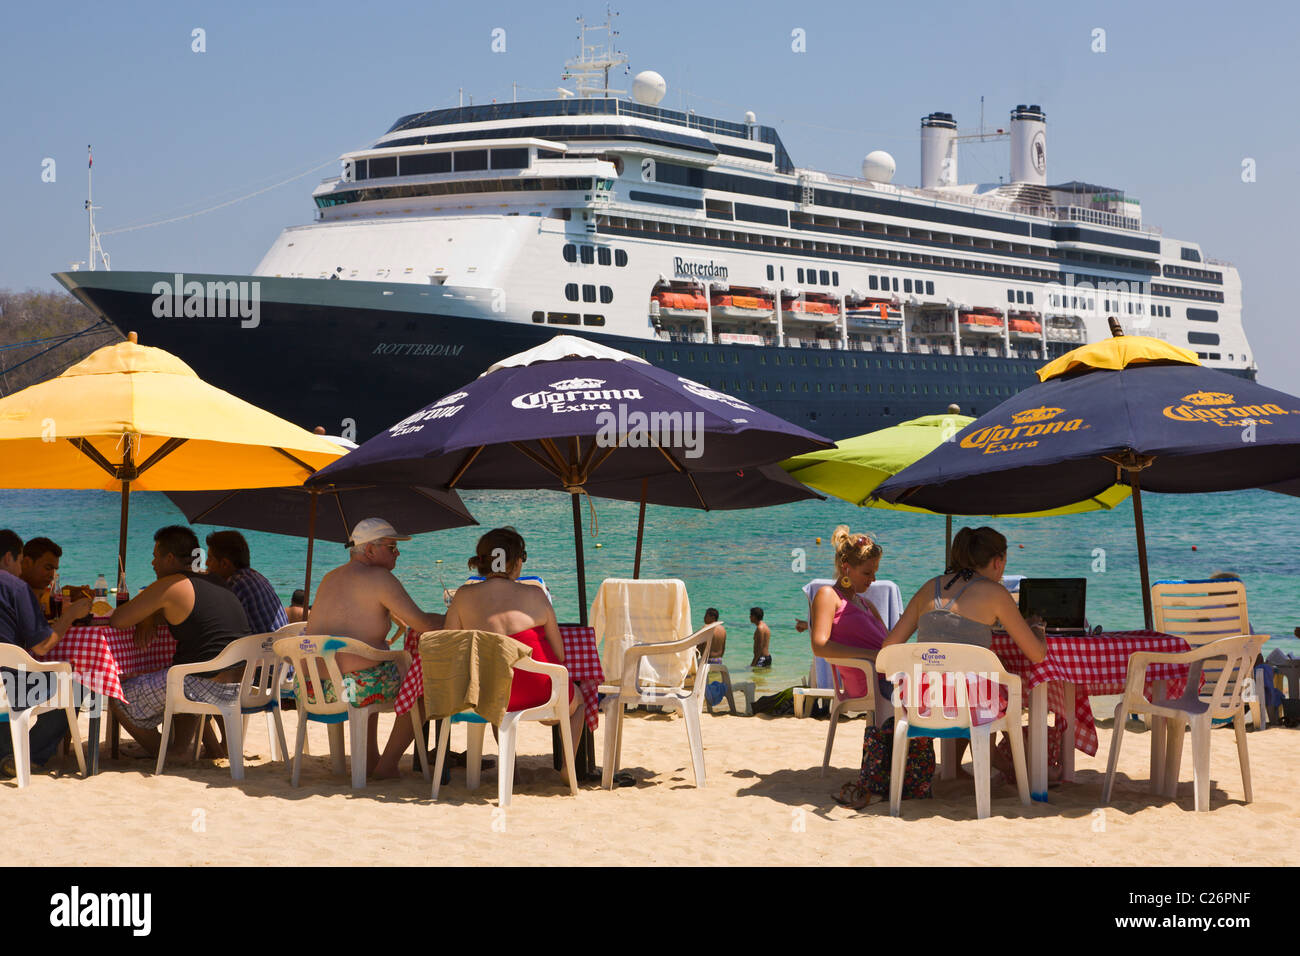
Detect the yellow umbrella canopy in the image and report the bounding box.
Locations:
[0,333,346,572]
[1036,334,1199,382]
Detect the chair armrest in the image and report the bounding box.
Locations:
[0,644,74,674]
[620,626,712,695]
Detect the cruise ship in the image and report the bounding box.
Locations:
[56,27,1252,441]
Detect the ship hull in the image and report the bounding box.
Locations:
[54,270,1251,442]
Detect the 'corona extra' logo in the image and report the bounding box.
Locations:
[1182,391,1235,406]
[1010,406,1064,424]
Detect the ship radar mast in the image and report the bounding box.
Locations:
[560,9,628,98]
[85,144,110,271]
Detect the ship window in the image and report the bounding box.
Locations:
[775,383,782,392]
[869,276,878,290]
[532,311,545,323]
[687,353,694,362]
[580,246,594,264]
[820,270,830,285]
[564,283,578,301]
[1188,331,1220,345]
[926,281,934,295]
[904,279,913,293]
[582,284,596,302]
[454,150,487,172]
[563,244,577,263]
[368,156,397,179]
[892,278,899,291]
[401,153,451,176]
[597,247,611,266]
[490,148,528,169]
[1187,308,1218,322]
[749,381,755,391]
[766,265,774,280]
[780,267,785,280]
[600,286,613,304]
[582,314,605,326]
[797,268,805,283]
[672,351,679,361]
[546,312,580,325]
[351,159,368,181]
[1007,289,1016,303]
[657,351,664,361]
[833,271,839,285]
[1017,291,1025,304]
[1026,291,1033,304]
[615,249,628,267]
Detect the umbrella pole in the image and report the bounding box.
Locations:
[945,514,952,569]
[1131,470,1153,630]
[118,479,131,582]
[572,492,588,626]
[303,491,318,611]
[633,478,648,579]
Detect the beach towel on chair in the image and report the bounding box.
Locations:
[419,630,532,725]
[591,579,693,688]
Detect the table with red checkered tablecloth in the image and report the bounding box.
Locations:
[39,623,177,701]
[394,625,604,730]
[992,630,1191,801]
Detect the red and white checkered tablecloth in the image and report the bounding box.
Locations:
[38,623,176,701]
[395,625,604,730]
[992,630,1192,756]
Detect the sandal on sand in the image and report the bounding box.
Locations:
[832,781,868,806]
[0,755,15,779]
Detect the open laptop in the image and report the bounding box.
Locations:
[1018,578,1089,635]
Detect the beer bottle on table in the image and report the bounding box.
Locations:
[116,571,129,607]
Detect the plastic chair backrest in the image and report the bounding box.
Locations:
[876,642,1011,737]
[228,633,283,713]
[272,634,400,719]
[592,578,693,687]
[0,644,73,715]
[1172,635,1263,720]
[1152,580,1249,640]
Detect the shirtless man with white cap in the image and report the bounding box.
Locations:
[307,518,444,778]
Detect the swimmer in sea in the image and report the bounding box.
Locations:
[750,606,771,667]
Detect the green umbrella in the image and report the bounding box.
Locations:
[781,411,1131,559]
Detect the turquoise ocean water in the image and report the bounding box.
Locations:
[3,487,1297,694]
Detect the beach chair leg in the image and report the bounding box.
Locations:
[409,712,430,782]
[291,712,307,786]
[226,713,245,782]
[327,722,345,776]
[155,709,174,776]
[12,715,31,788]
[682,699,706,788]
[557,704,578,797]
[431,719,453,800]
[600,699,620,789]
[86,694,101,776]
[1006,718,1030,807]
[1163,719,1187,799]
[109,710,120,760]
[940,738,958,781]
[971,727,991,820]
[888,719,907,816]
[498,718,518,808]
[1190,716,1211,812]
[191,715,205,763]
[466,722,485,790]
[821,700,840,777]
[723,671,736,715]
[1232,712,1252,803]
[271,709,289,768]
[1060,683,1076,783]
[1101,703,1125,805]
[64,703,87,778]
[348,714,368,789]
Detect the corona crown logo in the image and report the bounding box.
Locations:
[1010,406,1064,424]
[550,377,605,391]
[1182,391,1235,406]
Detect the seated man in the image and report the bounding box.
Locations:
[0,530,92,778]
[108,525,251,759]
[286,589,307,624]
[18,536,63,616]
[307,518,444,779]
[205,530,289,634]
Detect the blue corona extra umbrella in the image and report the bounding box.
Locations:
[309,335,832,621]
[876,331,1300,626]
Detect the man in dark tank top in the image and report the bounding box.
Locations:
[108,525,251,760]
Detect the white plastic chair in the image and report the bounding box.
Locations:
[0,645,86,787]
[591,579,695,691]
[422,630,578,808]
[1101,634,1263,811]
[155,631,290,781]
[1152,580,1269,729]
[601,623,715,789]
[818,656,882,776]
[877,643,1029,819]
[273,634,428,788]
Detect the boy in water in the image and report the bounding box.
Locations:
[750,606,771,668]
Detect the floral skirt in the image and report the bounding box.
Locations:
[857,717,935,799]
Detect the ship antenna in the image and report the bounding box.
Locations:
[560,7,627,98]
[85,144,111,271]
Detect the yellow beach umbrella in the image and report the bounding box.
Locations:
[0,332,346,574]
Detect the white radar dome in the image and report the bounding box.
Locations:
[862,150,896,183]
[744,110,756,124]
[632,71,667,106]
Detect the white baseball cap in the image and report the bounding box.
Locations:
[348,518,412,548]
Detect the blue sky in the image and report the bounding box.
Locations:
[3,0,1297,387]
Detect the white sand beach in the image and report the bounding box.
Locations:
[8,707,1298,866]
